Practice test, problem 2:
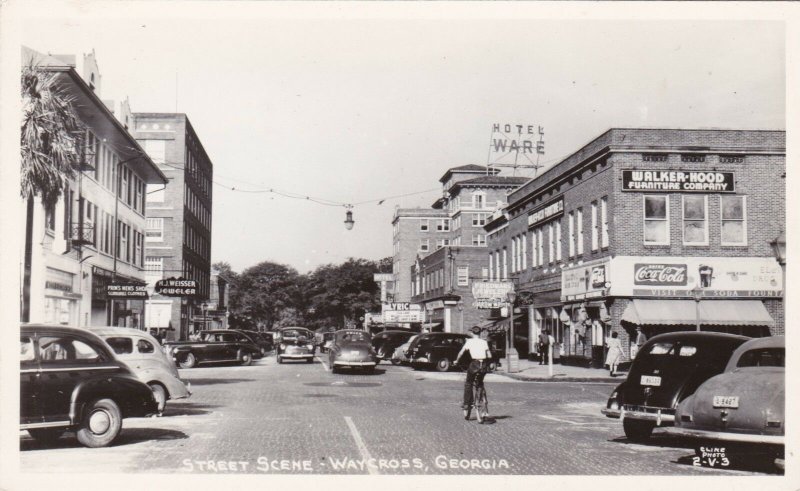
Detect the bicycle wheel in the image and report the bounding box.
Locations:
[475,386,489,423]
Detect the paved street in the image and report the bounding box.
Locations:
[20,356,777,476]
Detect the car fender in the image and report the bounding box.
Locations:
[70,375,155,422]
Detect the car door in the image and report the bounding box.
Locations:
[20,334,41,425]
[37,334,116,423]
[450,336,467,362]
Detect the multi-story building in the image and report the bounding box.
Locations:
[21,47,166,328]
[391,208,449,303]
[134,113,214,341]
[400,165,527,333]
[486,128,785,366]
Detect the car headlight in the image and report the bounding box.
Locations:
[306,344,314,350]
[280,343,286,350]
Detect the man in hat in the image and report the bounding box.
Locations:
[455,325,492,418]
[631,326,647,359]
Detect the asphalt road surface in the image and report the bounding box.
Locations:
[19,355,780,476]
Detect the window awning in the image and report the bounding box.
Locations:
[621,299,775,327]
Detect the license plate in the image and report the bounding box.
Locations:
[713,396,739,408]
[640,375,662,386]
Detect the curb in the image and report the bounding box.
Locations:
[495,372,625,383]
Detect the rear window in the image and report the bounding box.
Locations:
[336,331,369,343]
[737,348,784,368]
[106,337,134,355]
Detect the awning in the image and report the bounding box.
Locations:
[421,322,443,330]
[621,299,775,327]
[478,319,509,333]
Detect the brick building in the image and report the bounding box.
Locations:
[21,47,166,328]
[134,113,214,341]
[401,165,528,333]
[486,128,785,367]
[391,208,449,303]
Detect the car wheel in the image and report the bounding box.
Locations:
[306,357,313,364]
[149,383,167,414]
[76,399,122,448]
[390,359,401,366]
[240,351,253,366]
[277,355,283,364]
[178,352,197,369]
[435,358,451,372]
[488,361,497,372]
[28,428,64,443]
[623,419,655,442]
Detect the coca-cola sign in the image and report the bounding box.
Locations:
[634,264,688,286]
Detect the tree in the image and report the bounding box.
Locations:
[229,261,305,331]
[305,258,383,330]
[20,60,85,321]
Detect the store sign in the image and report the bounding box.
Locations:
[528,199,564,227]
[610,256,782,298]
[383,310,424,323]
[622,170,735,193]
[154,278,198,296]
[633,264,688,286]
[490,123,545,157]
[472,281,514,309]
[382,302,421,312]
[561,260,610,301]
[373,273,394,282]
[107,284,148,299]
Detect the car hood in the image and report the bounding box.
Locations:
[678,367,784,435]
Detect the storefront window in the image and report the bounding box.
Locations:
[644,195,669,245]
[44,297,73,325]
[721,195,746,245]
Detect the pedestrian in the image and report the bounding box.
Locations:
[605,331,623,377]
[538,329,551,365]
[630,326,647,359]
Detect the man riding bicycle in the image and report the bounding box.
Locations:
[455,325,492,419]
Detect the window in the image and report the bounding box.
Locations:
[44,202,56,232]
[436,238,450,249]
[457,266,469,286]
[488,254,493,281]
[511,237,517,272]
[576,208,584,254]
[591,201,599,251]
[472,234,486,246]
[39,337,105,363]
[521,233,527,269]
[473,192,486,209]
[502,248,508,279]
[601,197,609,248]
[106,337,134,354]
[721,196,746,245]
[681,154,705,163]
[494,250,501,280]
[482,267,489,280]
[548,223,555,263]
[643,154,668,162]
[682,195,708,245]
[134,231,143,266]
[568,212,575,258]
[531,230,537,267]
[420,219,429,232]
[419,239,430,252]
[555,220,562,261]
[537,228,544,266]
[119,222,128,260]
[145,256,164,284]
[644,196,669,245]
[146,218,164,242]
[137,339,155,353]
[472,213,488,227]
[736,348,784,368]
[437,219,450,232]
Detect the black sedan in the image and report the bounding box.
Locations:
[601,331,750,441]
[371,330,416,363]
[407,332,470,372]
[20,324,158,447]
[329,330,378,374]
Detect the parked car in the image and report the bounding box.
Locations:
[371,330,416,363]
[275,327,316,364]
[239,330,274,356]
[20,324,158,447]
[163,329,262,368]
[391,335,419,365]
[601,331,750,441]
[407,332,470,372]
[328,329,378,374]
[669,336,784,467]
[90,327,191,413]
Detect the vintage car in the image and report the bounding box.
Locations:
[239,329,274,356]
[163,329,263,368]
[669,336,784,467]
[328,329,378,373]
[371,330,416,363]
[391,335,419,365]
[90,327,191,414]
[601,331,750,441]
[407,332,470,372]
[276,327,316,364]
[20,324,158,447]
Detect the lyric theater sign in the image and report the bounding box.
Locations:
[622,170,735,193]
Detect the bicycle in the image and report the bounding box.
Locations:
[462,361,489,423]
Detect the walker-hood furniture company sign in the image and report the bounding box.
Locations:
[622,170,735,193]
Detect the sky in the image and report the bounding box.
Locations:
[16,4,786,274]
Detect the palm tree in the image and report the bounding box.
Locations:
[20,60,85,321]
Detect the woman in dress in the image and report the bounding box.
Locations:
[605,331,623,377]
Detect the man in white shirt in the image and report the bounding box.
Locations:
[455,326,492,416]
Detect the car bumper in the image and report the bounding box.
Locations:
[665,427,784,445]
[279,353,314,359]
[333,360,376,367]
[601,407,622,419]
[619,406,675,425]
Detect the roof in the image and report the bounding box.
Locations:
[89,326,159,341]
[439,164,499,183]
[725,335,784,371]
[448,175,529,192]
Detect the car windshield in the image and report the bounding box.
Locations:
[646,342,698,357]
[336,331,369,343]
[281,329,309,339]
[736,348,785,368]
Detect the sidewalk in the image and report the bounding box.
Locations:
[494,358,627,383]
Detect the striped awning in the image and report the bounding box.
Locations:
[621,299,775,327]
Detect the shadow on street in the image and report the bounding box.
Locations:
[20,428,188,451]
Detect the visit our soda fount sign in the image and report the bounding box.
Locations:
[622,170,735,193]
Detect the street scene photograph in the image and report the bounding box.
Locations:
[1,2,795,489]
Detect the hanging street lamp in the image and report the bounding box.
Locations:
[344,205,355,230]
